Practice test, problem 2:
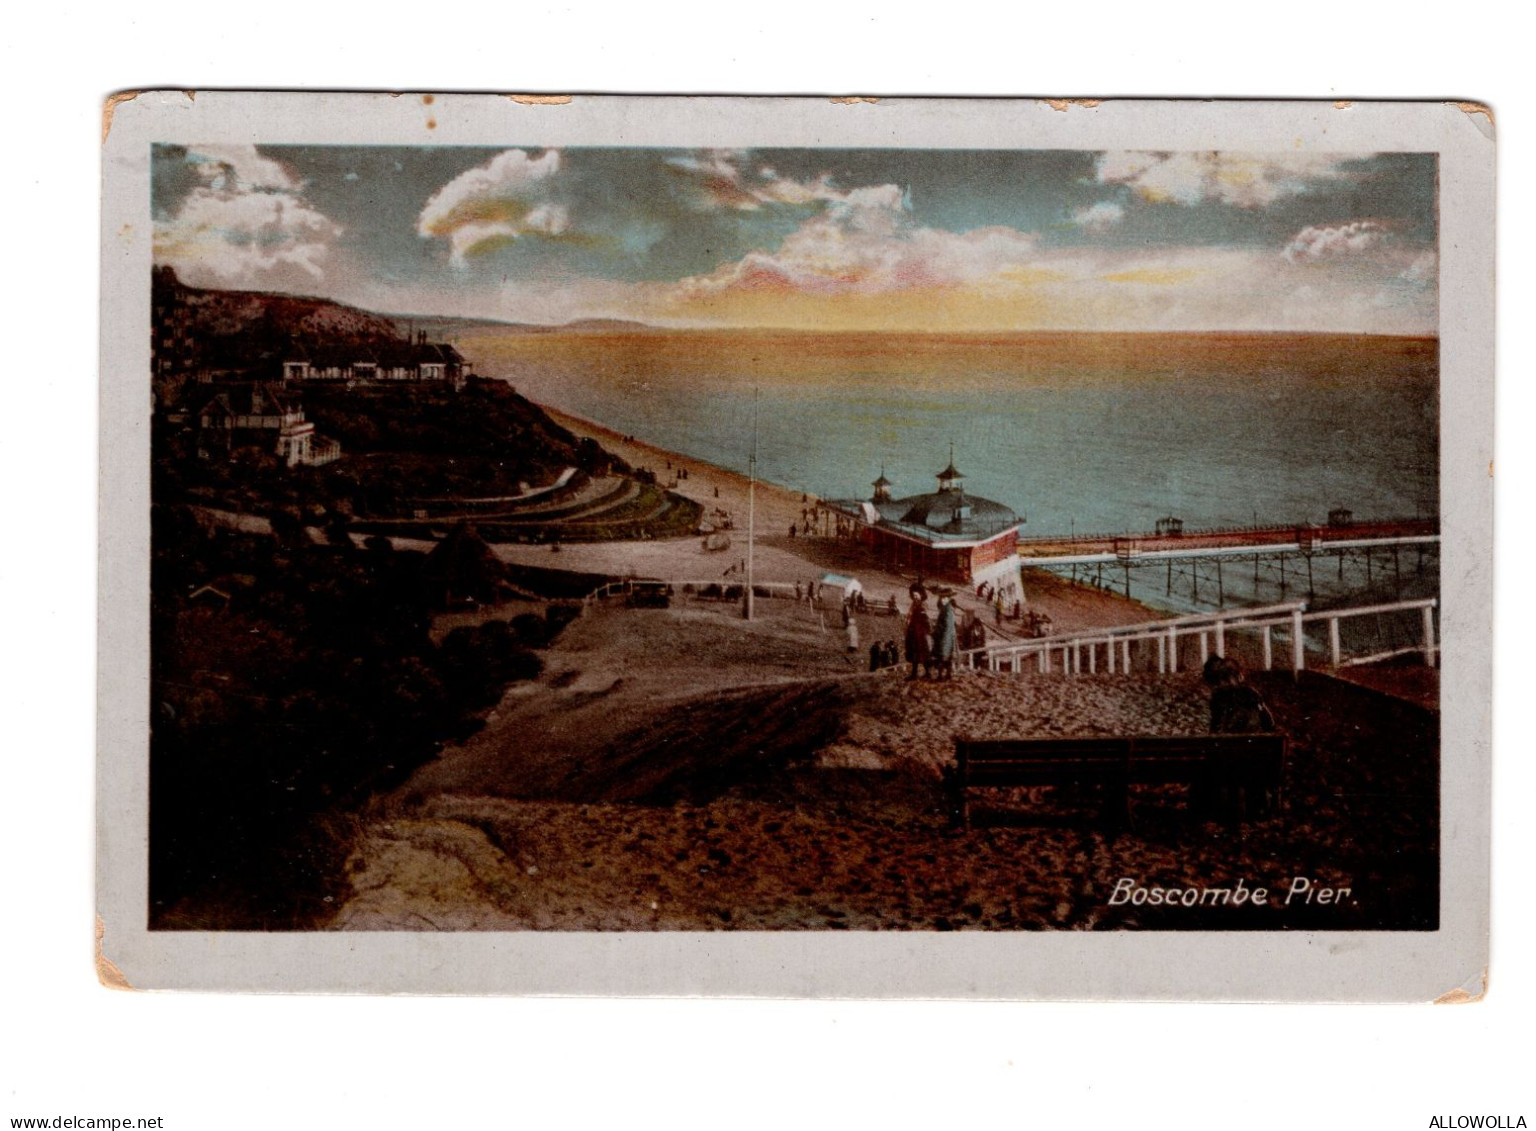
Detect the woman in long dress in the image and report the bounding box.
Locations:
[904,599,932,680]
[932,594,958,680]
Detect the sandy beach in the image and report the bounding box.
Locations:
[336,630,1438,932]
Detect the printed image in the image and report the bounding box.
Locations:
[147,142,1439,931]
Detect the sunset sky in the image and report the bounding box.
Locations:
[152,144,1438,334]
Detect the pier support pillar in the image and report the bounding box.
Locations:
[1261,626,1273,671]
[1122,639,1131,674]
[1167,626,1179,673]
[1422,605,1437,667]
[1106,639,1116,674]
[1290,608,1305,672]
[1157,635,1166,674]
[1214,620,1226,657]
[1328,618,1341,668]
[1198,631,1209,665]
[1088,643,1097,674]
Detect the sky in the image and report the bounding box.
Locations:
[151,144,1438,334]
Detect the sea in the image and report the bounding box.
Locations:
[460,327,1440,621]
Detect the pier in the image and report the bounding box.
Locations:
[1017,516,1438,604]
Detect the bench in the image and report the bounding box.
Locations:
[945,734,1287,829]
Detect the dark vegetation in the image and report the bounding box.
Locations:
[147,275,692,926]
[149,506,581,928]
[157,378,626,520]
[303,380,623,514]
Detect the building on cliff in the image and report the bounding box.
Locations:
[196,383,342,468]
[281,332,467,387]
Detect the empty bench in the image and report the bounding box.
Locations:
[945,734,1287,829]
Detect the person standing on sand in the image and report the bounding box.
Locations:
[1201,655,1276,814]
[1204,655,1274,733]
[904,598,932,680]
[932,592,958,680]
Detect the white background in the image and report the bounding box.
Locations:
[2,5,1529,1128]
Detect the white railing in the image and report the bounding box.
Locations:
[960,597,1437,676]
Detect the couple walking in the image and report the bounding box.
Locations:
[903,585,957,681]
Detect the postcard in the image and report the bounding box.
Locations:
[98,92,1493,998]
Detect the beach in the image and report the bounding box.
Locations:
[522,402,1167,639]
[336,636,1438,932]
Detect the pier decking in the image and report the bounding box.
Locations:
[1017,516,1438,566]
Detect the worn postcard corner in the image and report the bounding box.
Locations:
[97,92,1493,1000]
[1433,967,1488,1005]
[94,917,136,992]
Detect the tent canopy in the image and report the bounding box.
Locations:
[819,572,863,598]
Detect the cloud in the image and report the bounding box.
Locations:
[669,184,1038,300]
[184,144,300,192]
[154,146,342,284]
[1400,250,1438,283]
[1071,200,1126,231]
[1096,151,1366,208]
[1282,219,1390,261]
[666,149,902,214]
[638,226,1435,335]
[416,149,569,263]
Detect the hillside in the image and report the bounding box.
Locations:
[154,267,402,360]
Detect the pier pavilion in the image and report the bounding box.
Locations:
[827,457,1024,590]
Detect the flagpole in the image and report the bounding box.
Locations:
[745,387,758,620]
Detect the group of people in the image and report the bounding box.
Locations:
[975,579,1025,626]
[902,581,960,680]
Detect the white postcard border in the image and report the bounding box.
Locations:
[98,93,1493,999]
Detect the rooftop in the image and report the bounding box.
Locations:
[829,457,1021,544]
